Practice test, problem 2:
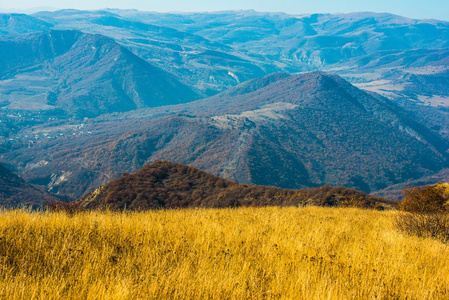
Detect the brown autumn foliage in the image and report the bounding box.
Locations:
[12,72,449,201]
[395,184,449,242]
[394,212,449,243]
[0,163,53,208]
[74,161,395,212]
[44,199,82,216]
[399,184,449,214]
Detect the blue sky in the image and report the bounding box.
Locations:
[2,0,449,21]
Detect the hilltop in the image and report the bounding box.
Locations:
[0,30,200,117]
[9,71,449,199]
[1,10,449,203]
[3,10,449,100]
[0,13,52,35]
[76,161,394,211]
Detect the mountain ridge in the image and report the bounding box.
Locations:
[0,163,53,208]
[0,30,201,117]
[1,10,449,204]
[8,71,448,198]
[77,160,394,210]
[0,13,53,35]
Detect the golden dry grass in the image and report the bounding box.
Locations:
[0,206,448,299]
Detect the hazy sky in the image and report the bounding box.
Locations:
[1,0,449,21]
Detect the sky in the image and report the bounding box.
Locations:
[1,0,449,21]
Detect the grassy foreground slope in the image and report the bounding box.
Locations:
[0,207,448,299]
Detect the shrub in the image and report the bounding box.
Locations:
[395,184,449,243]
[399,184,449,214]
[44,199,83,216]
[394,212,449,243]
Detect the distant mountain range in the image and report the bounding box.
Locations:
[0,13,52,35]
[0,30,200,117]
[98,10,449,101]
[1,9,449,205]
[4,71,448,199]
[2,10,449,102]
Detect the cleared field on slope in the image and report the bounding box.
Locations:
[0,207,448,299]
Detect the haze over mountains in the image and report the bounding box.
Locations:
[2,10,449,101]
[0,9,449,203]
[4,71,448,199]
[0,30,199,117]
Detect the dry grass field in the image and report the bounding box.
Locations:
[0,207,448,299]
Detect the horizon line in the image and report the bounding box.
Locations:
[0,7,448,22]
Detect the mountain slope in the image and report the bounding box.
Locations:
[103,10,449,100]
[32,10,267,95]
[10,72,449,198]
[49,32,201,116]
[109,10,449,65]
[78,161,393,210]
[0,30,200,117]
[0,163,53,208]
[4,9,445,100]
[372,168,449,200]
[0,30,81,79]
[146,72,449,192]
[0,13,53,35]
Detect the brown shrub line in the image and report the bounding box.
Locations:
[394,212,449,243]
[395,184,449,243]
[44,199,83,216]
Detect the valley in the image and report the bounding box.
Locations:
[1,6,449,300]
[0,9,448,203]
